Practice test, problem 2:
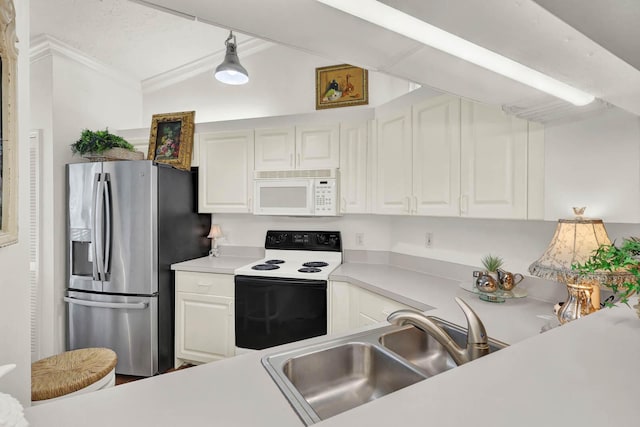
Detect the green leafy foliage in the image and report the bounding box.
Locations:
[481,254,504,272]
[572,238,640,307]
[70,129,135,155]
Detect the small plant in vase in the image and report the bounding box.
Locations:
[481,254,504,285]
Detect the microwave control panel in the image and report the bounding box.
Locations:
[314,179,338,215]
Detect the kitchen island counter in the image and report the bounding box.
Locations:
[25,260,640,426]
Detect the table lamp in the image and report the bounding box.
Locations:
[208,224,223,257]
[528,207,631,323]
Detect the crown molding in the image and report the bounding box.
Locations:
[141,37,274,93]
[29,34,141,91]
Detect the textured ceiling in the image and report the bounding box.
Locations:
[29,0,640,119]
[29,0,249,80]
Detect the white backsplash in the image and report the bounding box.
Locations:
[213,213,640,277]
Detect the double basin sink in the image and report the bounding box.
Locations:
[262,317,507,425]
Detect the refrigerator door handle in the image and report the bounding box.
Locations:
[64,296,148,310]
[103,173,112,278]
[91,173,103,282]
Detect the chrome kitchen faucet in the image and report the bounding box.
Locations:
[387,297,490,365]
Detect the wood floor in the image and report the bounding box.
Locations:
[115,364,194,386]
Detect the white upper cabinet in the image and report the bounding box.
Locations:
[198,130,254,213]
[339,121,369,214]
[296,124,340,169]
[254,124,339,171]
[372,95,542,219]
[412,95,461,216]
[374,108,413,214]
[254,127,296,171]
[460,100,528,219]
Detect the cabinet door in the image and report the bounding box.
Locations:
[175,292,234,364]
[295,124,340,169]
[254,127,296,171]
[329,281,352,334]
[460,100,527,219]
[198,130,254,213]
[339,122,368,214]
[412,95,461,216]
[374,109,413,214]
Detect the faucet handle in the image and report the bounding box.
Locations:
[454,297,488,346]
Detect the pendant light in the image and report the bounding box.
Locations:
[214,31,249,85]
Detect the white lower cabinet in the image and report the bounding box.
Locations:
[175,271,235,367]
[329,281,413,335]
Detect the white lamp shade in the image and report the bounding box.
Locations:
[207,224,222,239]
[529,218,631,285]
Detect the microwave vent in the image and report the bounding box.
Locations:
[255,169,337,179]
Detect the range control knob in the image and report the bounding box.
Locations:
[316,234,327,244]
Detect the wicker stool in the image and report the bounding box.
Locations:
[31,348,117,405]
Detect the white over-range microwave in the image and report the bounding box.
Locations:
[253,169,340,216]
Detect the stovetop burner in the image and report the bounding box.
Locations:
[265,259,285,264]
[252,264,280,271]
[298,267,322,273]
[302,261,329,268]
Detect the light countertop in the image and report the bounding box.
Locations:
[25,257,640,426]
[171,255,259,274]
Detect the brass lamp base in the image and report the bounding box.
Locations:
[557,281,597,324]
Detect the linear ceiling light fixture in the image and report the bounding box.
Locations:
[316,0,595,106]
[215,31,249,85]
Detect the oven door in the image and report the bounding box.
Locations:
[235,275,327,350]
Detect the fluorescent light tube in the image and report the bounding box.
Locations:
[317,0,595,106]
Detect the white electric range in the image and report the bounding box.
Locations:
[234,230,342,352]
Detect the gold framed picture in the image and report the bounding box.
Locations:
[316,64,368,110]
[148,111,195,171]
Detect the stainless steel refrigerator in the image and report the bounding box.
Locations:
[65,160,210,376]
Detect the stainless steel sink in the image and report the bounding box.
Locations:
[379,319,507,377]
[282,342,425,421]
[262,319,508,425]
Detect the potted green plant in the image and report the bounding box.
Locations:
[481,254,504,285]
[70,128,143,161]
[572,237,640,316]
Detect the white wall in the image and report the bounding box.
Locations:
[142,43,412,124]
[0,0,32,404]
[212,213,640,278]
[30,50,143,358]
[544,108,640,222]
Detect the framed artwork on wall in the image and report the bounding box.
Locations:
[0,0,17,248]
[315,64,368,110]
[148,111,196,171]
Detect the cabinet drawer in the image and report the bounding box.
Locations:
[175,271,234,297]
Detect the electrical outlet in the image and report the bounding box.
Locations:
[355,233,365,246]
[425,232,433,248]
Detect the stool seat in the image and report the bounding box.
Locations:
[31,348,117,402]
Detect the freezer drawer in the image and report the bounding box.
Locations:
[65,291,158,376]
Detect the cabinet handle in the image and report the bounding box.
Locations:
[341,197,346,213]
[297,153,301,167]
[248,197,253,213]
[412,196,418,214]
[289,153,293,167]
[403,196,410,213]
[197,282,211,287]
[460,195,468,214]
